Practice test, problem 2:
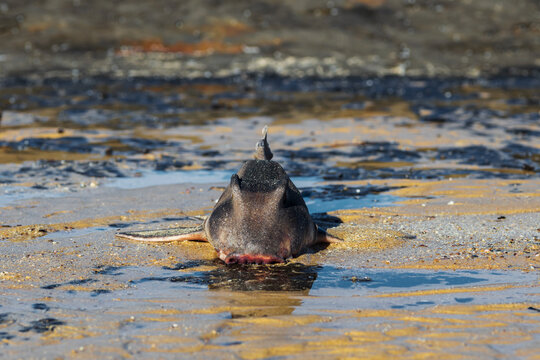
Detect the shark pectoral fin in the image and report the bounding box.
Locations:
[116,225,208,242]
[315,226,343,243]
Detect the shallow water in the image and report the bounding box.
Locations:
[107,169,404,213]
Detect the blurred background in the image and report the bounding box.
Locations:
[1,0,539,78]
[0,1,539,185]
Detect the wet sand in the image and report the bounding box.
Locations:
[1,112,539,358]
[1,177,539,358]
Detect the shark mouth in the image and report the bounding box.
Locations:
[219,251,285,265]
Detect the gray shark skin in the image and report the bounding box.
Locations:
[117,126,339,264]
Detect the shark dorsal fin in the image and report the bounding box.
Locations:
[254,125,273,160]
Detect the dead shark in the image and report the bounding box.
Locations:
[116,126,339,264]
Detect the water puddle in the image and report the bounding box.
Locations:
[106,169,404,213]
[304,193,401,213]
[0,186,66,207]
[116,264,537,307]
[0,168,405,212]
[2,262,535,313]
[106,169,235,189]
[106,170,328,190]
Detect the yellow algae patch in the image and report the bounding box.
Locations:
[237,335,407,360]
[140,309,184,316]
[397,316,447,324]
[0,128,77,141]
[131,128,203,144]
[441,321,511,330]
[159,241,216,261]
[385,100,419,119]
[326,344,410,359]
[187,305,261,315]
[42,325,98,342]
[0,148,105,164]
[0,271,24,281]
[336,160,415,169]
[177,264,217,273]
[372,284,527,298]
[345,330,391,342]
[432,303,540,315]
[140,343,223,354]
[312,336,391,352]
[133,335,193,345]
[406,338,465,351]
[336,178,537,195]
[423,332,471,339]
[285,128,304,136]
[412,165,534,176]
[43,210,73,218]
[349,309,401,318]
[60,285,100,292]
[385,326,421,337]
[139,316,185,323]
[0,208,205,242]
[211,126,232,133]
[399,256,539,272]
[186,304,296,319]
[327,225,407,251]
[69,344,133,359]
[330,178,540,217]
[390,179,534,198]
[235,315,330,328]
[0,225,57,242]
[328,209,398,223]
[238,342,308,360]
[179,162,204,170]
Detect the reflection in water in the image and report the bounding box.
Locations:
[339,270,486,289]
[130,262,533,320]
[164,261,320,292]
[150,261,495,293]
[162,261,321,318]
[211,289,304,319]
